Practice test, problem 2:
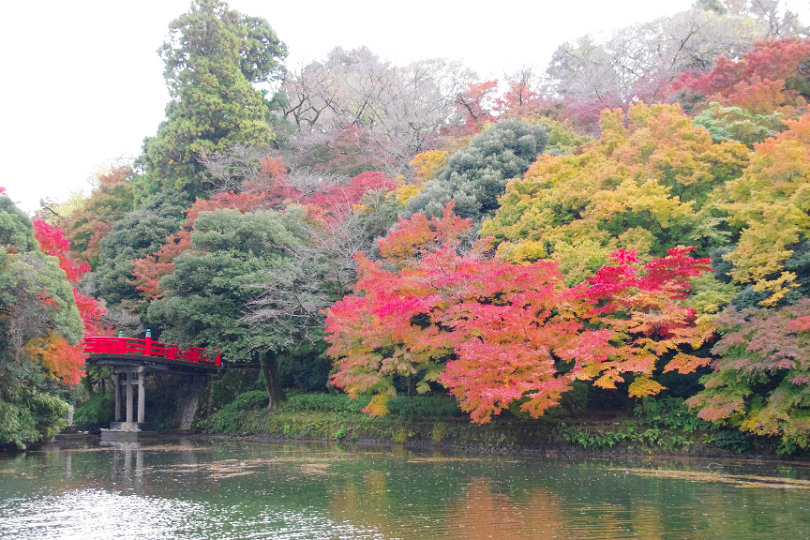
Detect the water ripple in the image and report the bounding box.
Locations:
[0,489,387,539]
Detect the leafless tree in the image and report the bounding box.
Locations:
[201,144,270,192]
[243,194,395,343]
[277,48,476,174]
[546,5,779,108]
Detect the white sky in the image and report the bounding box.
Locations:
[1,0,808,214]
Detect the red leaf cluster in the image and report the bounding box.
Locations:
[33,220,91,283]
[671,38,810,114]
[304,171,398,222]
[24,335,86,386]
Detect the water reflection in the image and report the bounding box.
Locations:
[104,442,144,491]
[2,440,810,539]
[446,478,568,539]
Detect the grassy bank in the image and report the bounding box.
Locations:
[197,392,767,456]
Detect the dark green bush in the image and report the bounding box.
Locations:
[386,394,464,418]
[230,390,270,409]
[74,391,114,428]
[197,390,269,433]
[279,392,463,418]
[278,345,331,392]
[196,369,263,420]
[633,396,710,432]
[281,393,370,414]
[705,429,753,454]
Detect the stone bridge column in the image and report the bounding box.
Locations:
[137,370,145,424]
[114,373,121,422]
[126,371,133,423]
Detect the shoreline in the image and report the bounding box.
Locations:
[192,407,798,461]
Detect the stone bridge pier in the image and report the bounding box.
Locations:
[112,366,148,430]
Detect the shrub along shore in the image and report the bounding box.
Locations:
[193,392,770,457]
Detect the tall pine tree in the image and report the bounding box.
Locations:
[137,0,286,199]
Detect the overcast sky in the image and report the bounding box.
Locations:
[2,0,808,214]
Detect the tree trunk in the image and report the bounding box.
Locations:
[407,375,416,396]
[258,351,280,411]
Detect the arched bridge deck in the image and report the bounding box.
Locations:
[82,336,222,438]
[83,336,221,372]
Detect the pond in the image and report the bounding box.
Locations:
[1,438,810,539]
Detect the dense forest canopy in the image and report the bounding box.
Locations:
[4,0,810,453]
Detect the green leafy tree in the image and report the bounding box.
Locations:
[692,102,785,147]
[406,118,548,222]
[136,0,287,199]
[92,194,188,307]
[148,207,316,409]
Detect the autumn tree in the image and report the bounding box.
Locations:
[451,80,499,134]
[33,221,107,338]
[136,0,287,199]
[59,165,135,268]
[720,108,810,305]
[483,104,749,285]
[670,38,810,115]
[326,205,489,416]
[496,66,548,119]
[278,49,473,175]
[687,299,810,453]
[547,6,771,132]
[326,204,712,422]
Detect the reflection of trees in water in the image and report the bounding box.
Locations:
[446,477,568,539]
[323,456,810,539]
[10,444,810,538]
[328,469,396,537]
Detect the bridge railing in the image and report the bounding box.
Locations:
[82,336,222,367]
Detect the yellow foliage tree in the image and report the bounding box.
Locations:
[483,104,750,284]
[722,108,810,305]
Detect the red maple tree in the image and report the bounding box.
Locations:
[326,204,714,422]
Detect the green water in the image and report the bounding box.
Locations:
[1,439,810,539]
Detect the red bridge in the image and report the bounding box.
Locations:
[82,335,222,439]
[82,336,221,367]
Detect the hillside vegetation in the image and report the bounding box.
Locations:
[4,0,810,455]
